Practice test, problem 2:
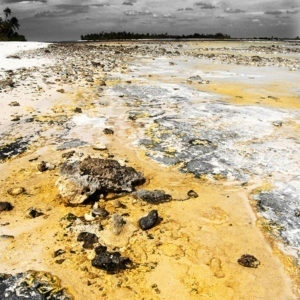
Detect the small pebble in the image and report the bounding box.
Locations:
[238,254,260,268]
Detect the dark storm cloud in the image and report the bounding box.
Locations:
[224,8,245,14]
[1,0,47,3]
[264,10,282,15]
[194,2,216,9]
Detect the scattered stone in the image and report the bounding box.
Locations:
[6,55,21,59]
[103,128,114,135]
[11,115,20,121]
[139,210,159,230]
[57,88,65,93]
[77,232,99,249]
[27,208,44,218]
[37,161,48,172]
[273,121,283,127]
[0,270,72,299]
[7,187,25,196]
[0,234,14,240]
[133,189,171,204]
[55,259,66,264]
[56,157,145,204]
[91,245,133,274]
[112,214,126,235]
[237,254,260,268]
[0,202,13,212]
[8,101,20,107]
[62,150,75,159]
[187,190,198,198]
[92,203,109,218]
[74,107,82,113]
[92,144,107,151]
[53,249,66,258]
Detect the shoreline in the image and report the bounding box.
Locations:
[0,40,299,299]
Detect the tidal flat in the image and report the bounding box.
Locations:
[0,40,299,299]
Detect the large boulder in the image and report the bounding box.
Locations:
[56,156,145,205]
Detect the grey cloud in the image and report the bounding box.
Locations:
[124,10,152,16]
[194,2,216,9]
[224,8,245,14]
[34,4,89,18]
[177,7,194,11]
[122,0,137,5]
[1,0,47,3]
[286,9,299,14]
[265,10,282,15]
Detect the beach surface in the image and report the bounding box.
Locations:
[0,40,299,299]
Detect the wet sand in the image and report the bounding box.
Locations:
[0,40,299,299]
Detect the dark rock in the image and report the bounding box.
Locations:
[92,246,133,274]
[0,270,72,299]
[37,161,48,172]
[61,150,75,159]
[55,259,65,264]
[56,157,145,204]
[8,101,20,106]
[0,202,13,212]
[133,189,171,204]
[77,232,98,249]
[74,107,82,113]
[103,128,114,135]
[53,249,66,258]
[187,190,198,198]
[0,138,30,161]
[27,208,44,218]
[237,254,260,268]
[139,210,159,230]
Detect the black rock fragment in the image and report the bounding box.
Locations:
[103,128,114,135]
[139,210,159,230]
[0,202,13,212]
[77,232,98,249]
[133,190,171,204]
[27,208,44,218]
[237,254,260,268]
[92,245,133,274]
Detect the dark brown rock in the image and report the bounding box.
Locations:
[238,254,260,268]
[77,232,98,249]
[0,202,13,212]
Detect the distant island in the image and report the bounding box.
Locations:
[81,32,231,41]
[0,7,26,41]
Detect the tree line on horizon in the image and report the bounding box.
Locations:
[81,31,231,41]
[0,8,26,41]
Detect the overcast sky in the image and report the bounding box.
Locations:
[0,0,299,41]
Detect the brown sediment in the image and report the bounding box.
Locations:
[0,41,299,299]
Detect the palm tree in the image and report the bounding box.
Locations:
[4,7,11,20]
